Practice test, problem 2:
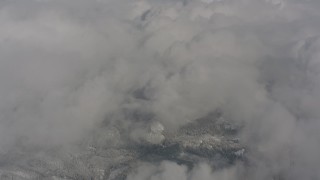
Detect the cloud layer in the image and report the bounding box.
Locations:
[1,0,320,179]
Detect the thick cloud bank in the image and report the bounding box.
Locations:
[1,0,320,179]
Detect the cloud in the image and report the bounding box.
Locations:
[127,161,242,180]
[1,0,320,179]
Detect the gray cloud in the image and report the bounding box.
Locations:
[0,0,320,179]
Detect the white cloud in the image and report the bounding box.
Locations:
[1,0,320,179]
